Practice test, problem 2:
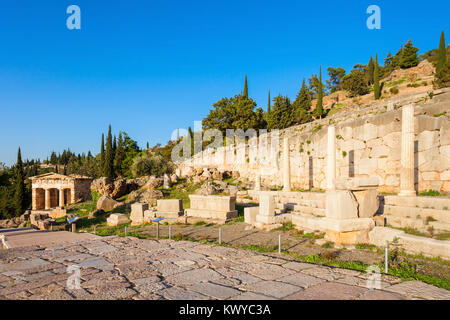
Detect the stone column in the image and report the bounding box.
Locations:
[399,104,416,196]
[327,126,336,191]
[45,189,51,210]
[32,188,37,211]
[255,174,261,191]
[59,189,64,207]
[283,136,291,192]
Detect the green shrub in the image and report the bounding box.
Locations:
[131,153,173,177]
[390,87,399,95]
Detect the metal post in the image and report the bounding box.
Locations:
[219,227,222,245]
[169,226,172,240]
[278,234,281,253]
[156,222,160,240]
[385,241,389,274]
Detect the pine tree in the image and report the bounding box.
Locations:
[292,79,312,124]
[374,54,381,100]
[13,148,26,215]
[243,75,248,99]
[399,40,419,69]
[436,31,447,72]
[266,95,294,130]
[314,66,324,118]
[104,125,114,178]
[100,134,105,176]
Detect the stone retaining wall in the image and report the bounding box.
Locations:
[180,93,450,194]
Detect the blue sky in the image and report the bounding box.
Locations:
[0,0,448,166]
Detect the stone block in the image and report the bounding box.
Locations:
[130,203,149,225]
[185,195,238,223]
[259,192,275,216]
[97,195,120,211]
[353,189,379,218]
[106,213,130,227]
[156,199,184,219]
[325,190,358,220]
[157,199,182,212]
[244,206,259,225]
[335,177,379,191]
[144,209,156,223]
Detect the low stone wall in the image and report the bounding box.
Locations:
[381,195,450,232]
[369,226,450,260]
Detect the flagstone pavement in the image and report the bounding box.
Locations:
[0,236,449,300]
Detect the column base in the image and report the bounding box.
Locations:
[398,190,416,197]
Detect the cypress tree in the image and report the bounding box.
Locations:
[367,57,375,84]
[436,31,447,73]
[314,66,324,118]
[13,148,26,215]
[267,90,271,112]
[243,75,248,99]
[374,54,380,100]
[100,134,105,176]
[114,132,124,177]
[113,135,117,154]
[104,125,114,178]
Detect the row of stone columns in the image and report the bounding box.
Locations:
[34,188,71,210]
[279,104,416,196]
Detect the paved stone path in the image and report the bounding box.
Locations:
[0,236,449,300]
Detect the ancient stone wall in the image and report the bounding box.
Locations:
[180,92,450,194]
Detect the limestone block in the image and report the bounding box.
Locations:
[440,170,450,180]
[157,199,183,212]
[144,209,157,223]
[440,122,450,146]
[368,227,405,247]
[106,213,130,227]
[259,193,275,216]
[417,130,439,152]
[385,175,399,186]
[356,158,377,175]
[244,206,259,225]
[130,203,149,225]
[325,218,375,233]
[382,132,401,149]
[325,190,358,220]
[335,177,379,191]
[156,199,184,219]
[370,145,389,158]
[97,195,119,211]
[353,189,379,218]
[440,145,450,157]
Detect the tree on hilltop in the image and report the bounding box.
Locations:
[399,40,419,69]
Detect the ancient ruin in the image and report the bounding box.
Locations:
[30,173,93,217]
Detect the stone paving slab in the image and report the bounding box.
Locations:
[0,236,448,300]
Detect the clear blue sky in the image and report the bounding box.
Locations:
[0,0,448,166]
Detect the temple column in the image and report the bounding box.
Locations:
[32,188,37,211]
[399,104,416,196]
[59,189,64,207]
[45,189,51,210]
[255,174,261,191]
[327,126,336,191]
[283,136,291,192]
